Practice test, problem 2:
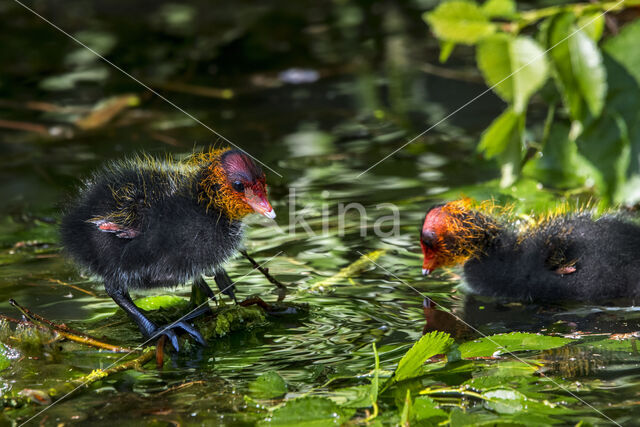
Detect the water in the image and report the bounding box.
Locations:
[2,1,639,425]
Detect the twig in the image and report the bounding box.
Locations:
[47,278,96,297]
[9,299,132,353]
[0,119,49,135]
[156,335,167,369]
[240,250,288,292]
[302,249,386,293]
[0,314,23,324]
[420,63,484,84]
[156,380,206,396]
[154,81,233,99]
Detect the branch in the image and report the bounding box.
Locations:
[9,299,132,353]
[240,250,288,291]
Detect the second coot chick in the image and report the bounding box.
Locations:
[61,148,276,350]
[419,199,640,302]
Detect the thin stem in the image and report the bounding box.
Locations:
[240,250,288,291]
[514,0,640,32]
[9,299,132,353]
[419,387,489,401]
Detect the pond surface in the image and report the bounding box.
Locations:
[1,1,639,425]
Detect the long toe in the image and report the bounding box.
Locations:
[174,321,207,346]
[182,305,212,322]
[155,328,180,352]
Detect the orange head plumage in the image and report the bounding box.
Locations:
[192,148,275,220]
[420,199,499,275]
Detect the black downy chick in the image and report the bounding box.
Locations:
[419,199,640,302]
[60,148,276,350]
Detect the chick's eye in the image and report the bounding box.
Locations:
[232,180,244,192]
[421,230,437,249]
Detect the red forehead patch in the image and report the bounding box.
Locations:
[220,150,264,181]
[422,207,446,233]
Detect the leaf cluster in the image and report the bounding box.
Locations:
[251,330,625,425]
[425,0,640,205]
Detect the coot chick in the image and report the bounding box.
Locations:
[419,199,640,302]
[61,148,276,350]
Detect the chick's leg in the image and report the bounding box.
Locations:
[214,268,238,304]
[194,275,216,299]
[104,281,206,351]
[190,275,216,309]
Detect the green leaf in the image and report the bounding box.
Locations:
[0,343,11,371]
[424,1,496,45]
[329,385,373,408]
[569,29,606,117]
[477,34,549,112]
[481,0,516,19]
[577,12,605,42]
[478,108,523,158]
[483,388,527,414]
[370,342,379,405]
[604,19,640,85]
[602,23,640,203]
[579,337,637,353]
[523,118,592,189]
[412,396,447,422]
[459,332,573,358]
[439,40,456,63]
[576,108,631,203]
[498,123,524,188]
[250,371,288,399]
[545,13,606,119]
[260,396,355,426]
[400,389,411,426]
[394,331,453,382]
[134,295,188,311]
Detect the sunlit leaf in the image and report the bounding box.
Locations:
[459,332,573,358]
[250,371,287,399]
[439,40,456,63]
[424,1,496,45]
[329,385,373,408]
[370,342,379,407]
[0,343,10,371]
[483,388,526,414]
[400,389,411,425]
[545,13,606,119]
[569,29,606,117]
[394,331,453,382]
[498,122,524,188]
[481,0,516,19]
[260,396,355,426]
[478,108,523,158]
[477,34,549,112]
[578,337,638,353]
[576,12,605,42]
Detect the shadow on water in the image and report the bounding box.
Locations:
[1,0,640,424]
